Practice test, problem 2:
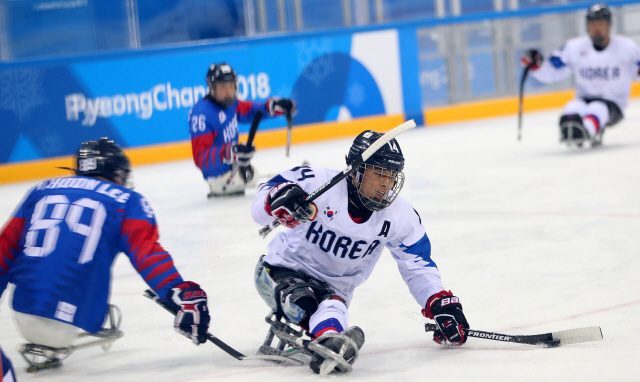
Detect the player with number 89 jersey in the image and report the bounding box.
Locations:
[4,174,172,333]
[0,138,210,371]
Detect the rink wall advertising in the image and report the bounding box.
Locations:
[2,1,640,184]
[0,29,406,178]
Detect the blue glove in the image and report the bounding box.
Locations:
[165,281,210,345]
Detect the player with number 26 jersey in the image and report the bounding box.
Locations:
[189,62,296,197]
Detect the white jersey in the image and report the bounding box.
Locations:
[251,166,444,308]
[531,35,640,110]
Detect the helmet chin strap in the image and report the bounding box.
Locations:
[346,173,370,212]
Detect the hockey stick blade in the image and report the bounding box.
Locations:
[425,323,602,346]
[258,119,417,238]
[143,289,301,365]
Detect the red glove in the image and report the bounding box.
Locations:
[266,97,297,117]
[265,182,317,228]
[422,290,469,346]
[520,49,543,70]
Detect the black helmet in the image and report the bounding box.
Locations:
[206,62,237,108]
[586,3,612,23]
[345,130,405,211]
[76,137,132,188]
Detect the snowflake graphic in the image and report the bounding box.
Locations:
[275,83,293,98]
[296,39,334,87]
[347,82,365,108]
[38,132,65,157]
[0,68,47,122]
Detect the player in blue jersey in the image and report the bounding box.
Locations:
[189,62,296,197]
[0,138,210,372]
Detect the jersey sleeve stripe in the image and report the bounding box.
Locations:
[155,272,180,291]
[137,252,170,272]
[0,217,24,274]
[399,233,437,268]
[204,147,211,171]
[190,133,214,172]
[549,56,566,68]
[121,219,184,297]
[258,174,288,192]
[218,143,225,165]
[143,258,176,283]
[210,146,217,169]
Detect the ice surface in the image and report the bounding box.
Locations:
[2,101,639,381]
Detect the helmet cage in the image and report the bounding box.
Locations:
[353,163,405,211]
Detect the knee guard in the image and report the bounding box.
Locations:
[279,277,318,326]
[254,256,279,313]
[254,256,338,327]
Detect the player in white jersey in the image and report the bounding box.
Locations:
[251,130,469,374]
[521,3,640,147]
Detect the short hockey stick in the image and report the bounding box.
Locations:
[425,323,602,347]
[258,119,417,238]
[223,110,263,191]
[517,64,533,141]
[285,110,292,157]
[143,289,301,364]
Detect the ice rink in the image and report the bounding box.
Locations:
[1,101,639,381]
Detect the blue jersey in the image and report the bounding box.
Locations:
[0,176,184,333]
[188,96,269,179]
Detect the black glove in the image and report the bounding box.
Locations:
[520,49,543,70]
[265,182,317,228]
[233,143,255,167]
[422,290,468,346]
[267,97,297,117]
[165,281,210,345]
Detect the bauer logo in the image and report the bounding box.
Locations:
[64,82,208,126]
